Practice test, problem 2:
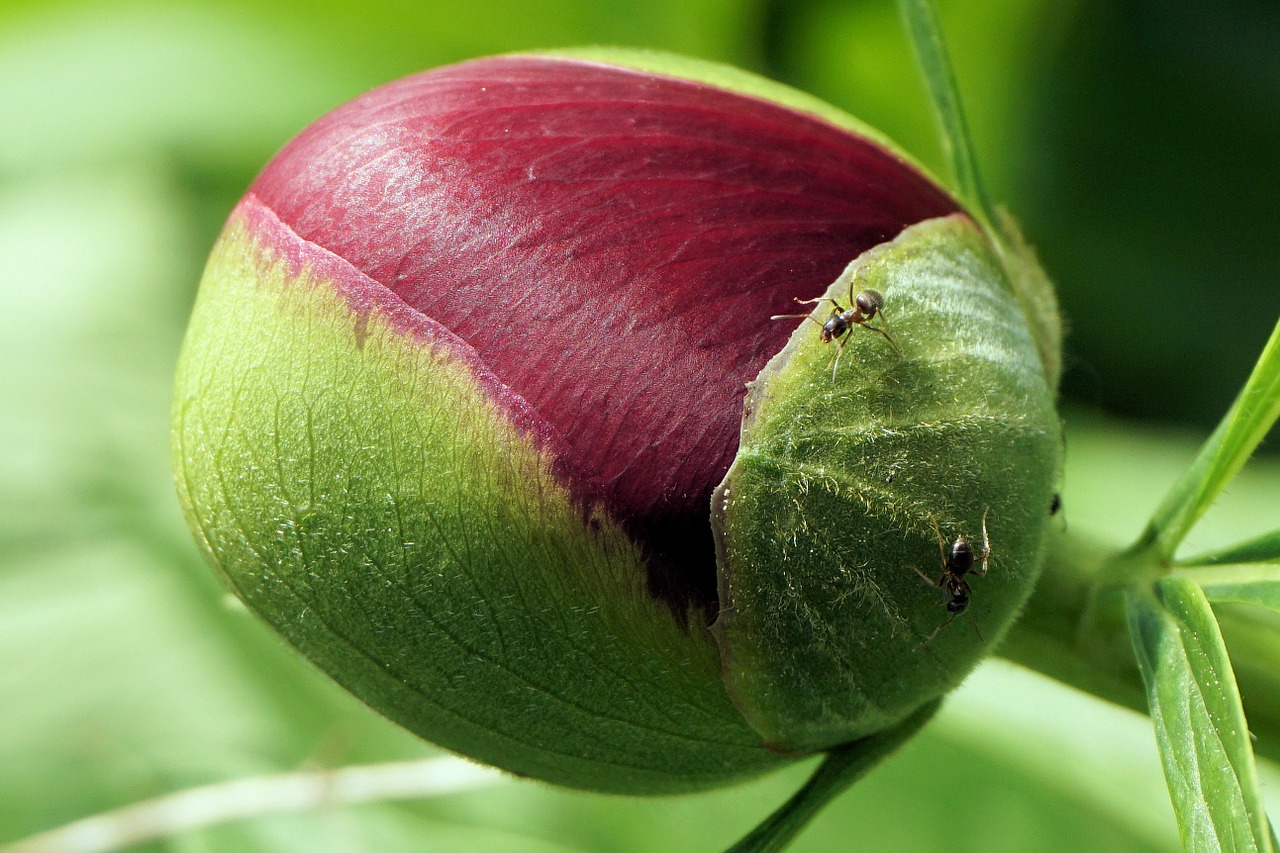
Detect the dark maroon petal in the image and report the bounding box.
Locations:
[251,55,961,617]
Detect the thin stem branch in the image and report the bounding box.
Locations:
[3,756,504,853]
[723,702,938,853]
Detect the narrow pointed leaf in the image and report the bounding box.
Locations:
[1127,577,1272,852]
[896,0,993,227]
[895,0,1064,386]
[1181,530,1280,568]
[1139,315,1280,561]
[1205,584,1280,612]
[1198,567,1280,613]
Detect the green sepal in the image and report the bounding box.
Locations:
[173,212,786,793]
[711,214,1060,751]
[991,209,1063,390]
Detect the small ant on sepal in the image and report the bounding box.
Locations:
[771,281,901,379]
[914,508,990,649]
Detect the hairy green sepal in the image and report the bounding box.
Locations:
[173,217,786,793]
[712,214,1060,751]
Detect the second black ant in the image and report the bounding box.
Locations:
[771,277,902,379]
[914,508,990,649]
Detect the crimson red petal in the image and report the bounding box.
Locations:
[252,55,961,617]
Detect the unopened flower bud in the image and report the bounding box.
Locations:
[173,50,1061,793]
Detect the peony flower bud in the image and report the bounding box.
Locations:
[173,49,1061,793]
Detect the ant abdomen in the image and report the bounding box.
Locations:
[853,289,884,319]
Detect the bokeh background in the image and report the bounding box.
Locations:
[2,0,1278,850]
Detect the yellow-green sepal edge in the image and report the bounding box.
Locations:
[172,211,788,793]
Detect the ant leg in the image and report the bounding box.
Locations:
[862,302,903,354]
[770,312,826,329]
[974,506,991,576]
[772,295,841,321]
[828,333,848,380]
[856,321,903,356]
[915,612,959,650]
[930,513,948,568]
[911,565,942,589]
[793,295,845,312]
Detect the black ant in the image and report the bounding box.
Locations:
[914,508,990,648]
[771,281,901,379]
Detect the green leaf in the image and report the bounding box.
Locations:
[1181,530,1280,568]
[1206,583,1280,612]
[1137,315,1280,562]
[1193,567,1280,613]
[1126,577,1273,852]
[895,0,994,227]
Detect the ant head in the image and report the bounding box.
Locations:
[946,595,968,614]
[821,314,848,342]
[854,289,884,318]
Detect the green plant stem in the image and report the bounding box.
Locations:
[723,702,938,853]
[999,528,1280,764]
[999,530,1146,712]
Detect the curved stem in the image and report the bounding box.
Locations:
[723,701,938,853]
[3,756,503,853]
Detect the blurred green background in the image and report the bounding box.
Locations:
[2,0,1278,850]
